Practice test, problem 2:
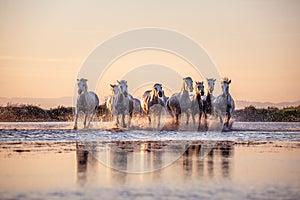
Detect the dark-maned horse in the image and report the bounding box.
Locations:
[141,83,165,128]
[191,81,205,130]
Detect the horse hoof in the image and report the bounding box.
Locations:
[222,126,230,132]
[73,126,78,130]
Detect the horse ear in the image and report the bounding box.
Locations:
[228,80,231,84]
[77,79,80,81]
[213,79,216,82]
[110,84,114,88]
[117,80,120,84]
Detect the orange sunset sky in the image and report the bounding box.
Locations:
[0,0,299,105]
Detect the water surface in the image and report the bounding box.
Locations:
[0,122,300,199]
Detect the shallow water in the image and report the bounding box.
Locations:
[0,122,299,142]
[0,122,300,199]
[0,141,299,200]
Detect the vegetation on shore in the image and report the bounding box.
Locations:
[233,105,300,122]
[0,103,299,122]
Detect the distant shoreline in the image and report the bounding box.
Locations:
[0,104,299,122]
[1,97,300,110]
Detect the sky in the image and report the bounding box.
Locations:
[0,0,300,105]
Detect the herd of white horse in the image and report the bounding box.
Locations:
[74,77,235,131]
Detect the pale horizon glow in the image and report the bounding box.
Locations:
[0,0,300,104]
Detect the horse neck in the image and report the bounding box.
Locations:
[221,88,228,97]
[115,92,125,105]
[180,82,186,93]
[79,90,88,99]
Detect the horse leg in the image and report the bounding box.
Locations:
[198,112,202,131]
[157,108,162,128]
[87,110,95,129]
[186,110,190,125]
[128,110,133,128]
[225,111,231,128]
[122,113,126,128]
[74,110,79,129]
[204,112,208,131]
[115,114,119,127]
[83,113,88,129]
[191,110,196,126]
[175,113,179,125]
[217,108,223,129]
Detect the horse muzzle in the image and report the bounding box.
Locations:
[158,91,163,97]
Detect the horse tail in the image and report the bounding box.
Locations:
[92,92,99,110]
[129,98,134,118]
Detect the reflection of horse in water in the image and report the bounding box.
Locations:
[74,78,99,129]
[215,78,235,130]
[141,83,165,128]
[76,147,88,186]
[182,143,233,179]
[112,80,133,128]
[167,77,194,125]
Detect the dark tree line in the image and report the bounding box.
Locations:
[0,103,299,122]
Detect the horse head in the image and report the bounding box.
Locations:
[110,84,119,95]
[183,77,194,92]
[153,83,163,97]
[195,81,205,96]
[221,77,231,95]
[77,78,88,94]
[206,78,216,94]
[117,80,128,97]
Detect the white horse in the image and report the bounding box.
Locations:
[106,84,119,120]
[166,77,193,125]
[191,81,205,130]
[215,77,235,129]
[112,80,133,128]
[74,78,99,129]
[141,83,165,128]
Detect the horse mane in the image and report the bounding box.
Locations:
[221,77,230,83]
[207,78,215,82]
[150,84,158,102]
[118,80,127,85]
[181,77,192,93]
